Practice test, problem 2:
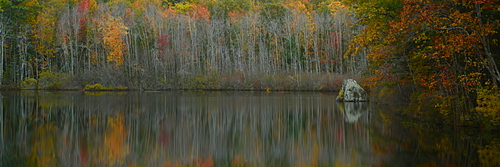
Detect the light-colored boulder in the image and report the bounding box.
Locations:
[336,79,369,102]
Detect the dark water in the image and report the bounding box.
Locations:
[0,91,498,166]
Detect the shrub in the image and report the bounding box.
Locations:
[108,85,129,90]
[84,84,108,91]
[46,82,64,90]
[21,78,38,89]
[38,70,70,89]
[337,89,344,101]
[113,86,129,90]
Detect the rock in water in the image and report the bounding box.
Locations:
[336,79,369,102]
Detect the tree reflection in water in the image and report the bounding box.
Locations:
[0,91,498,166]
[339,102,369,123]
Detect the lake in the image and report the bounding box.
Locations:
[0,91,498,166]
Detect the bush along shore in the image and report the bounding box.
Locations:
[6,71,359,92]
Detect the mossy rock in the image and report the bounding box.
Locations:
[336,79,369,102]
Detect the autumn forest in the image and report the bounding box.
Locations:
[0,0,363,91]
[1,0,500,128]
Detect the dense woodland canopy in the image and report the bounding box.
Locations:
[0,0,363,91]
[1,0,500,127]
[349,0,500,128]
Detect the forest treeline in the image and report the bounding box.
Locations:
[1,0,500,128]
[0,0,364,91]
[350,0,500,128]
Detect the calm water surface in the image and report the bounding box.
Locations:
[0,91,498,166]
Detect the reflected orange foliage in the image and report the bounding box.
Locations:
[29,123,57,167]
[195,156,214,167]
[98,114,130,166]
[232,154,248,166]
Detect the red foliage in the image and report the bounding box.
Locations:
[78,0,90,14]
[156,34,170,61]
[78,0,91,41]
[330,32,341,51]
[191,3,210,21]
[125,8,133,20]
[157,34,169,52]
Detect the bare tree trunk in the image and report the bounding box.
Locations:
[474,3,500,89]
[0,18,6,85]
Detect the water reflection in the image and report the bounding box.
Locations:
[339,102,369,123]
[0,91,498,166]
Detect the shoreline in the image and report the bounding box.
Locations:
[0,87,343,92]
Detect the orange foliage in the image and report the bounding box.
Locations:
[357,0,499,93]
[191,3,211,21]
[163,8,178,18]
[33,12,56,70]
[98,14,128,66]
[132,0,145,11]
[392,0,498,91]
[285,0,309,14]
[195,157,214,167]
[100,114,130,166]
[228,10,244,22]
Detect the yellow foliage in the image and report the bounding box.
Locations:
[171,2,192,14]
[106,0,131,7]
[337,89,344,101]
[328,1,348,16]
[285,1,309,14]
[84,84,108,91]
[478,139,500,167]
[476,86,500,127]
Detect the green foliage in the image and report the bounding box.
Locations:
[0,84,19,90]
[45,82,63,90]
[38,71,68,90]
[0,0,11,12]
[83,84,129,91]
[21,78,38,89]
[205,0,252,18]
[184,74,222,90]
[314,0,330,13]
[261,3,288,20]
